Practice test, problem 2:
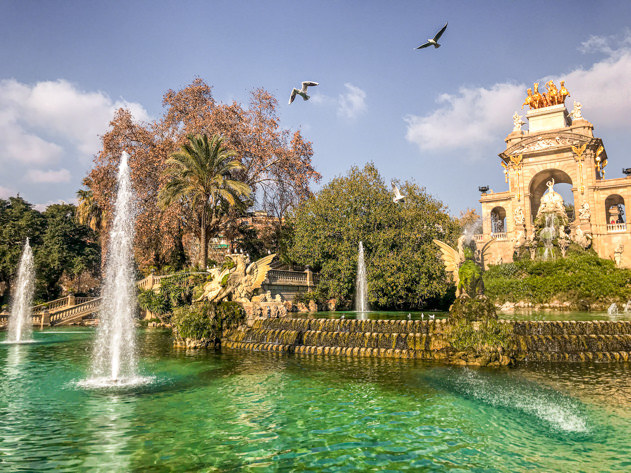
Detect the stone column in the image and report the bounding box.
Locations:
[305,268,313,288]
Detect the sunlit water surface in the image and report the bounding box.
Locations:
[1,327,631,472]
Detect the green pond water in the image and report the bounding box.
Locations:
[1,327,631,472]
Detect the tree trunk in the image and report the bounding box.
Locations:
[200,208,208,268]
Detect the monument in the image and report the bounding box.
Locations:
[434,237,496,322]
[196,253,286,321]
[477,80,631,267]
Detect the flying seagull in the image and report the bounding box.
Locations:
[416,22,448,49]
[289,81,319,104]
[392,183,406,203]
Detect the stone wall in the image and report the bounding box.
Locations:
[223,318,631,364]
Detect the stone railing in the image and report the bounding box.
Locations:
[32,295,95,314]
[491,232,508,241]
[607,223,627,233]
[49,298,102,325]
[473,234,484,242]
[136,272,208,291]
[136,274,168,291]
[266,270,318,286]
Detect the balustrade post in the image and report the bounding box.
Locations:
[41,310,50,328]
[305,268,313,288]
[68,294,76,307]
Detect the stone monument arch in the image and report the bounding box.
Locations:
[529,169,574,224]
[477,80,631,267]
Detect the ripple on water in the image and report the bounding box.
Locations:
[76,375,156,391]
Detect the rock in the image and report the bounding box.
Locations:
[429,337,450,351]
[308,300,318,312]
[499,301,515,311]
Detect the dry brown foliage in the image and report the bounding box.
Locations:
[86,79,320,270]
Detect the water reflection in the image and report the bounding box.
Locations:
[0,344,29,464]
[80,394,134,472]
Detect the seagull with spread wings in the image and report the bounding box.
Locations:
[416,22,448,49]
[392,183,406,203]
[289,81,319,104]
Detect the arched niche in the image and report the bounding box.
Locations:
[605,194,626,224]
[490,206,506,233]
[529,169,574,222]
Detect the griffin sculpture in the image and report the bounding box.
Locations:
[433,237,494,297]
[197,253,276,303]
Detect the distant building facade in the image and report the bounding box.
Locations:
[477,82,631,268]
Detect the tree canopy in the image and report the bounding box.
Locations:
[287,163,460,310]
[0,197,100,306]
[86,79,320,271]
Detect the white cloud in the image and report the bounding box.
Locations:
[0,79,150,167]
[32,198,74,212]
[337,83,367,119]
[0,185,15,199]
[405,33,631,159]
[25,168,72,183]
[404,83,523,156]
[562,48,631,130]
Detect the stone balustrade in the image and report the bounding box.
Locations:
[49,298,102,325]
[607,223,627,233]
[491,232,508,241]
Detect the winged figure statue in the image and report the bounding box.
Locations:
[433,236,494,297]
[197,253,276,303]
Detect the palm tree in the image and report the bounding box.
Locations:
[76,188,105,233]
[159,134,251,267]
[76,185,108,268]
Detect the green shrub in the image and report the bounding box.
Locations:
[172,301,245,342]
[450,319,513,352]
[137,270,209,315]
[483,252,631,306]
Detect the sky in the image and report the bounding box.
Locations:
[2,0,631,215]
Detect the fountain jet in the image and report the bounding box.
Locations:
[7,239,35,343]
[355,241,369,313]
[88,152,138,384]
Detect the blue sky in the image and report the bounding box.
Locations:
[2,0,631,215]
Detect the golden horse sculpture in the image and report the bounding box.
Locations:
[196,253,276,303]
[522,80,570,110]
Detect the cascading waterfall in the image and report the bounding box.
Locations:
[7,239,35,343]
[355,241,369,313]
[608,303,619,316]
[86,152,139,385]
[540,214,556,260]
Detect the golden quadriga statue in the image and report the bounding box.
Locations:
[522,80,569,110]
